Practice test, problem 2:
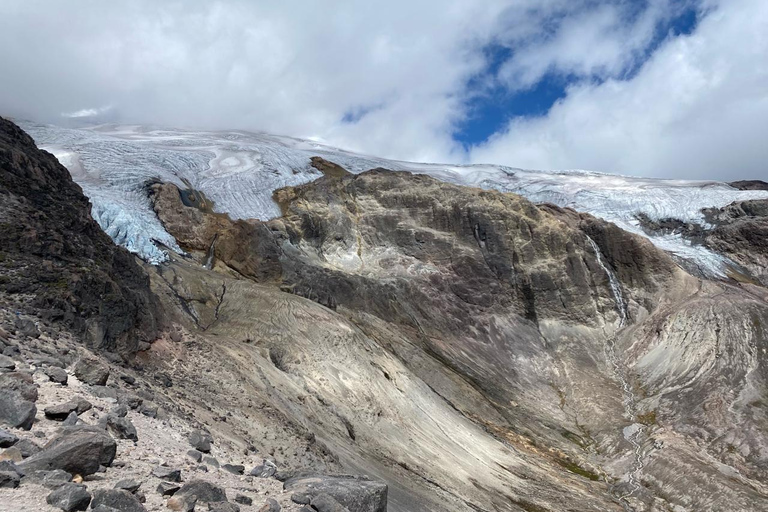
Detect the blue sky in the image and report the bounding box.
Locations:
[1,0,767,179]
[455,1,702,147]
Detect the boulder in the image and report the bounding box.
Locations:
[0,469,20,488]
[62,412,79,426]
[14,318,40,338]
[0,354,15,370]
[221,463,244,475]
[176,479,227,503]
[188,430,212,453]
[250,464,276,478]
[186,450,203,462]
[152,465,181,482]
[91,489,147,512]
[74,358,110,386]
[44,400,81,421]
[0,371,38,402]
[202,456,219,468]
[44,367,69,385]
[46,482,92,511]
[234,494,252,506]
[0,428,18,448]
[75,398,93,414]
[114,478,142,493]
[157,481,181,496]
[23,468,72,488]
[20,425,117,476]
[106,414,138,441]
[0,390,36,430]
[15,438,42,458]
[283,474,387,512]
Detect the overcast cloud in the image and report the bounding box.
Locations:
[0,0,766,180]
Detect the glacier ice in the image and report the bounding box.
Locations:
[22,121,768,275]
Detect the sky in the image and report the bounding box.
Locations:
[0,0,766,180]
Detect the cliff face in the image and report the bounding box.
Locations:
[0,117,162,355]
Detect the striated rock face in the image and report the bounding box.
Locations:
[0,117,162,355]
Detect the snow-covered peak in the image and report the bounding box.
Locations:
[23,121,768,274]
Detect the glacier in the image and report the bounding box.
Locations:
[21,121,768,274]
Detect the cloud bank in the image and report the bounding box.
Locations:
[0,0,766,179]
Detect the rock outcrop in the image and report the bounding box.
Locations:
[0,116,162,356]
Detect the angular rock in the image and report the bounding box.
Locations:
[91,385,118,399]
[157,481,181,496]
[283,474,387,512]
[91,489,147,512]
[290,493,311,505]
[111,404,129,418]
[14,438,42,458]
[75,398,93,414]
[115,478,142,493]
[250,464,276,478]
[221,463,244,475]
[186,449,203,462]
[46,482,92,511]
[0,428,18,448]
[0,354,15,370]
[0,371,38,402]
[152,466,182,482]
[176,479,227,502]
[19,425,117,476]
[74,358,110,386]
[23,468,72,489]
[188,430,212,453]
[44,366,69,385]
[202,456,219,468]
[0,390,36,430]
[106,414,138,442]
[0,469,20,488]
[62,412,79,426]
[234,494,252,506]
[45,400,81,421]
[14,318,40,339]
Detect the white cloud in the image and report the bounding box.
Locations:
[470,0,768,180]
[0,0,766,180]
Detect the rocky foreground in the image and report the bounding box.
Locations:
[2,116,768,511]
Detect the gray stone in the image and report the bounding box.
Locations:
[15,438,42,458]
[202,456,219,468]
[111,404,129,418]
[44,400,81,421]
[152,465,181,482]
[0,428,18,448]
[221,463,244,475]
[19,425,117,476]
[14,318,40,338]
[249,464,276,478]
[234,494,252,506]
[0,371,38,402]
[106,414,138,441]
[309,494,346,512]
[91,489,147,512]
[0,390,36,430]
[157,481,181,496]
[46,482,92,511]
[44,366,69,385]
[23,468,72,489]
[0,470,20,488]
[75,398,93,414]
[91,385,118,399]
[290,493,311,505]
[283,474,387,512]
[114,478,142,493]
[186,449,203,462]
[176,479,227,502]
[188,430,212,453]
[0,354,15,370]
[157,482,181,496]
[62,411,79,426]
[74,358,109,386]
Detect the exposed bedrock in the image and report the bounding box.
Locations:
[0,117,162,356]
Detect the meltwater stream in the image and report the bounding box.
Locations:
[586,236,645,506]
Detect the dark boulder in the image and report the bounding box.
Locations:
[46,482,92,511]
[23,468,72,488]
[188,430,212,453]
[0,390,36,430]
[44,400,81,421]
[0,428,18,447]
[114,478,142,493]
[284,474,387,512]
[106,414,138,441]
[176,479,227,503]
[74,358,110,386]
[91,489,147,512]
[44,366,69,385]
[151,465,181,482]
[20,425,116,476]
[221,463,244,475]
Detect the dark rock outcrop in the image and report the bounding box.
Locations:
[20,425,117,476]
[0,116,163,356]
